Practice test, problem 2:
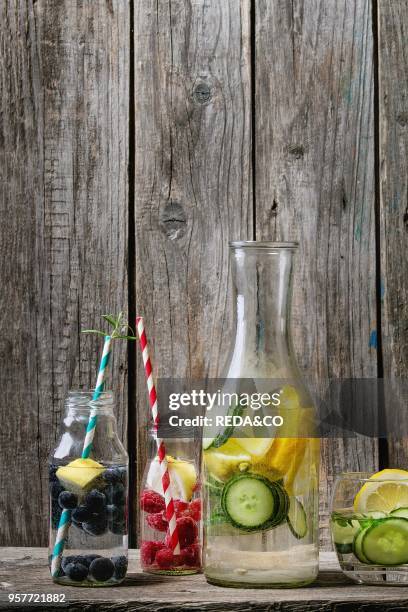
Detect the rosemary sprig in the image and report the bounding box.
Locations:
[82,312,137,340]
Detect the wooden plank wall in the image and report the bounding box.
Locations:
[0,0,129,545]
[378,1,408,466]
[0,0,407,548]
[255,0,378,545]
[132,0,252,539]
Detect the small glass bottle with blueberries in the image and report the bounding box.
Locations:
[49,390,128,586]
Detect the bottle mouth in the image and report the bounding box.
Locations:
[66,389,114,407]
[229,241,299,250]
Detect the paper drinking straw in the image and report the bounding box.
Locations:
[136,317,180,554]
[51,335,112,577]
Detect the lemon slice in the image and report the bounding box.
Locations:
[147,456,197,501]
[56,458,106,494]
[235,437,274,458]
[204,439,251,481]
[354,469,408,514]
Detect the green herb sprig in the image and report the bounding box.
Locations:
[82,312,137,340]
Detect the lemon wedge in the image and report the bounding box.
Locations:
[204,439,251,481]
[234,437,274,458]
[354,469,408,514]
[147,456,197,501]
[56,458,106,494]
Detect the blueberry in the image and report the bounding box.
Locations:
[110,520,126,535]
[48,465,58,482]
[83,554,102,568]
[112,555,128,580]
[71,517,83,531]
[85,489,106,511]
[83,516,108,536]
[61,555,82,571]
[50,481,64,501]
[58,491,78,510]
[89,557,115,582]
[106,504,120,521]
[111,483,125,506]
[64,562,88,582]
[72,504,92,523]
[103,468,121,484]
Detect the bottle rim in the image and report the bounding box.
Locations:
[229,240,299,250]
[65,389,114,407]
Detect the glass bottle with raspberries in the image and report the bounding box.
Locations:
[140,432,202,574]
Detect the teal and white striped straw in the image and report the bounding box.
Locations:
[51,335,112,578]
[82,336,112,459]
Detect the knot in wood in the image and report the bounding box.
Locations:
[396,112,408,127]
[193,82,212,105]
[160,201,187,240]
[288,144,305,159]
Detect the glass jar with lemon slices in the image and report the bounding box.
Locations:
[331,470,408,584]
[202,242,319,588]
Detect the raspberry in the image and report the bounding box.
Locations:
[140,490,165,514]
[177,516,198,548]
[174,499,189,516]
[140,541,164,566]
[146,512,168,532]
[155,547,174,569]
[186,499,201,521]
[180,543,201,567]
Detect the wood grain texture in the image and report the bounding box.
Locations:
[255,0,378,546]
[2,549,408,611]
[0,0,129,546]
[133,0,252,540]
[378,1,408,466]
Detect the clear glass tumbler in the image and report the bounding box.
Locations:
[331,471,408,584]
[139,432,202,575]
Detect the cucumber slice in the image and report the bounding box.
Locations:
[353,527,370,563]
[361,518,408,566]
[287,498,307,539]
[221,473,288,531]
[331,518,359,554]
[390,508,408,519]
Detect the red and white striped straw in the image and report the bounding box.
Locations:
[136,317,180,554]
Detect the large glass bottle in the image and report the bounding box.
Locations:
[203,242,319,588]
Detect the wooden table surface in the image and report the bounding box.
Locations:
[1,548,408,611]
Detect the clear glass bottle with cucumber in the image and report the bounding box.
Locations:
[332,470,408,584]
[202,242,319,588]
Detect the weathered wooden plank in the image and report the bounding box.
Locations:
[0,0,129,546]
[2,548,408,611]
[378,1,408,467]
[133,1,252,540]
[255,0,378,546]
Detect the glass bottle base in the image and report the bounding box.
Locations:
[143,567,201,576]
[52,577,125,587]
[341,561,408,585]
[205,572,317,589]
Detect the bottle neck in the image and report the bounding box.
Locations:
[64,390,117,430]
[228,244,298,377]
